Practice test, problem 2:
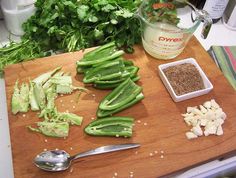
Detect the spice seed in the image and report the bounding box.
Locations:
[163,63,204,96]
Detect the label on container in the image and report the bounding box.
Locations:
[203,0,229,19]
[142,23,187,59]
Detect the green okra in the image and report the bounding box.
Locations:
[84,116,134,137]
[99,78,142,111]
[97,92,144,118]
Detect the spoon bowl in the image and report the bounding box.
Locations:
[34,143,140,172]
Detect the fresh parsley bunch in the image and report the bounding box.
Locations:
[0,0,142,75]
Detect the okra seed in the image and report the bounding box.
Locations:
[60,100,63,103]
[43,148,47,152]
[154,150,158,154]
[137,120,141,123]
[144,122,147,126]
[60,94,64,97]
[161,150,164,154]
[22,114,26,117]
[70,100,73,103]
[149,153,153,156]
[160,155,164,159]
[91,117,95,120]
[44,139,48,143]
[72,106,75,109]
[114,172,118,176]
[135,151,138,154]
[70,147,73,150]
[115,134,119,137]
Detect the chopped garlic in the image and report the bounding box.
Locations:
[191,125,203,136]
[216,125,223,136]
[187,107,196,113]
[203,101,211,109]
[211,99,220,109]
[199,105,207,114]
[183,99,226,140]
[192,108,203,116]
[186,132,198,139]
[200,119,208,127]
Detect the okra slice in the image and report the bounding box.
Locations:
[97,92,144,118]
[83,60,124,83]
[84,117,134,137]
[99,78,142,111]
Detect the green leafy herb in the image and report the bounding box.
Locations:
[0,0,142,74]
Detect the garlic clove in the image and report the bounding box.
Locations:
[211,99,220,109]
[186,132,198,139]
[216,125,223,136]
[203,101,212,109]
[191,125,203,136]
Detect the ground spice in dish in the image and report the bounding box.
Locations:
[163,63,205,96]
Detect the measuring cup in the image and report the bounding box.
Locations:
[137,1,212,60]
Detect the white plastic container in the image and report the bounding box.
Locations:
[158,58,213,102]
[1,3,35,36]
[1,0,36,10]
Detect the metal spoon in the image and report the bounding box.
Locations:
[34,143,140,172]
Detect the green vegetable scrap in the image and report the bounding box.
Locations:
[97,78,144,117]
[76,42,141,89]
[84,117,134,137]
[11,67,86,138]
[0,0,142,74]
[11,81,30,114]
[28,122,69,138]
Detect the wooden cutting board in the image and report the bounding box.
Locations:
[4,37,236,178]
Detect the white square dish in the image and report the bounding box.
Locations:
[158,58,213,102]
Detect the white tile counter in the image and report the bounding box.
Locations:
[0,11,236,178]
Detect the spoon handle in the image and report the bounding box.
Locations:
[71,143,140,160]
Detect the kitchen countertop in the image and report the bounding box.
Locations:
[0,11,236,178]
